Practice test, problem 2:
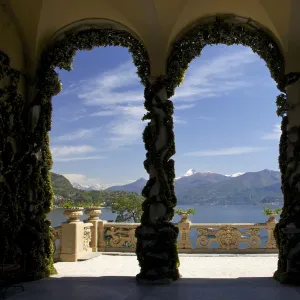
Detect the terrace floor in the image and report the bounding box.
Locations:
[5,254,300,300]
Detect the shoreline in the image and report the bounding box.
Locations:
[53,203,282,209]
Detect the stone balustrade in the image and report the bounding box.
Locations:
[51,208,278,262]
[51,207,94,262]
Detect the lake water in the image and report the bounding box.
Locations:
[48,205,281,249]
[47,205,281,227]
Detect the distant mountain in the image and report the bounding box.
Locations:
[50,172,143,207]
[51,173,73,189]
[107,178,147,194]
[176,169,282,205]
[175,169,197,180]
[175,171,229,196]
[105,169,283,205]
[72,182,108,191]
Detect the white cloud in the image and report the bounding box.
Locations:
[63,61,146,147]
[261,124,281,140]
[75,62,143,106]
[184,147,266,157]
[172,48,259,102]
[62,173,108,187]
[55,47,261,151]
[51,145,95,157]
[55,156,105,162]
[52,106,88,123]
[51,145,106,162]
[176,104,196,110]
[54,127,102,142]
[62,173,138,187]
[63,173,89,183]
[108,118,144,148]
[174,116,187,124]
[90,110,119,117]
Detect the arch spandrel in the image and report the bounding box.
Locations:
[35,0,143,63]
[45,19,146,54]
[0,4,24,70]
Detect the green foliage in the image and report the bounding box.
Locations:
[175,208,196,215]
[111,193,144,222]
[262,207,282,216]
[276,94,288,117]
[136,76,180,282]
[0,50,55,279]
[51,172,137,208]
[62,202,79,209]
[274,74,300,284]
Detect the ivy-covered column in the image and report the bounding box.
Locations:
[0,51,26,267]
[274,73,300,285]
[18,68,59,280]
[135,77,180,284]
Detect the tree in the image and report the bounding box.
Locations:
[111,193,144,222]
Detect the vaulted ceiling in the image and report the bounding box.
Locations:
[1,0,300,74]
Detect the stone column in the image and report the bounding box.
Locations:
[60,209,93,261]
[265,214,278,249]
[84,207,102,252]
[97,220,107,252]
[177,214,192,252]
[0,51,26,266]
[135,77,180,284]
[275,72,300,284]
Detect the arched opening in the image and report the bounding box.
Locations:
[172,43,281,245]
[48,45,148,255]
[15,24,149,280]
[166,15,287,282]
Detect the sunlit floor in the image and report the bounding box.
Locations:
[5,254,300,300]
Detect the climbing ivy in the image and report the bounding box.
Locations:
[0,51,27,269]
[273,73,300,284]
[136,77,180,282]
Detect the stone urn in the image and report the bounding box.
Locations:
[266,213,278,224]
[85,207,102,221]
[179,212,189,223]
[63,207,83,223]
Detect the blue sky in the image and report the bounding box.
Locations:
[50,44,281,187]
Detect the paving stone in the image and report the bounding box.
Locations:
[5,255,300,300]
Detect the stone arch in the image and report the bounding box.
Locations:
[47,18,146,50]
[38,20,149,88]
[166,14,285,96]
[166,14,289,283]
[19,24,150,280]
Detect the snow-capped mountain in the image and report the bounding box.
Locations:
[175,169,196,179]
[72,182,108,191]
[104,169,282,205]
[184,169,197,176]
[176,169,222,180]
[225,172,245,177]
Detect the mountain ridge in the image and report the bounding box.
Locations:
[50,172,142,207]
[105,169,283,205]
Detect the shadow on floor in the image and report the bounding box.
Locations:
[4,276,300,300]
